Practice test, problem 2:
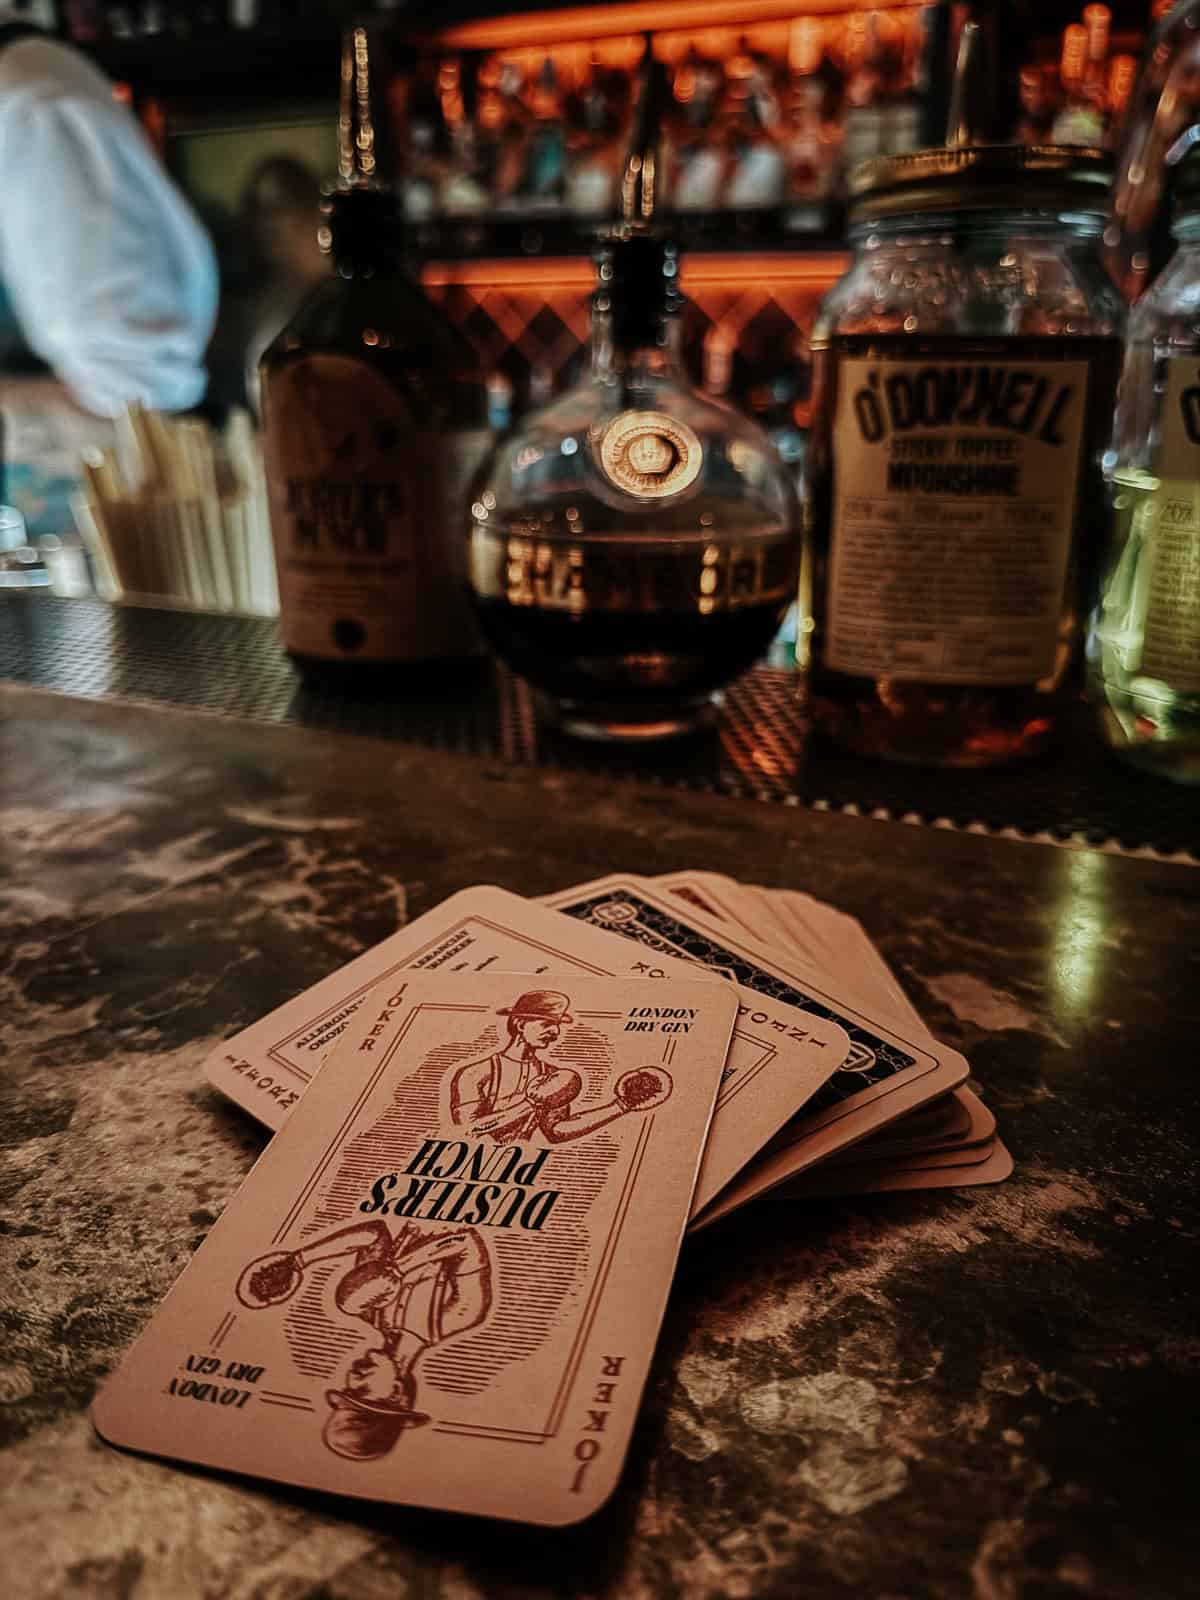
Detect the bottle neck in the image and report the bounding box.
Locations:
[324,186,408,279]
[590,309,685,385]
[590,233,686,387]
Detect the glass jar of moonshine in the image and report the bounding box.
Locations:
[466,231,801,740]
[1089,153,1200,783]
[803,146,1124,764]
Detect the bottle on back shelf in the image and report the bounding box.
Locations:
[1082,4,1111,114]
[719,39,787,210]
[519,55,568,209]
[783,77,833,204]
[668,47,726,211]
[258,26,491,687]
[565,55,631,218]
[884,17,922,153]
[466,49,801,740]
[489,55,535,210]
[399,52,448,221]
[782,18,842,204]
[1105,53,1137,147]
[1052,21,1106,146]
[1018,64,1060,147]
[438,55,490,217]
[841,11,886,174]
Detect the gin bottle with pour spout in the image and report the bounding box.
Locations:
[259,26,490,687]
[466,51,801,741]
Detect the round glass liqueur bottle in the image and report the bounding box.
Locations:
[803,146,1124,765]
[466,233,801,740]
[1089,158,1200,784]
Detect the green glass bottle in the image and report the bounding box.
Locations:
[1090,144,1200,783]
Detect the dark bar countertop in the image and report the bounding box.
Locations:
[1,672,1198,1599]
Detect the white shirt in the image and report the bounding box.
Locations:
[0,20,218,416]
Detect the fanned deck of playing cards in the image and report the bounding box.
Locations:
[95,971,740,1524]
[94,870,1010,1524]
[626,871,1013,1222]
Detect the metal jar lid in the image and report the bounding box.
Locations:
[847,145,1113,224]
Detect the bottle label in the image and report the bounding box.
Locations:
[1138,361,1200,691]
[593,412,704,501]
[468,527,797,614]
[826,355,1090,684]
[262,355,489,662]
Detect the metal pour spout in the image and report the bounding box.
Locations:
[946,20,982,147]
[619,44,668,226]
[942,2,1023,148]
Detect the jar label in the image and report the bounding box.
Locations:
[826,356,1090,684]
[262,354,489,661]
[593,411,704,501]
[1137,361,1200,691]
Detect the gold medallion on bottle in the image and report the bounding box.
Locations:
[594,411,703,499]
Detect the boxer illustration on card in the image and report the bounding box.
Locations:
[447,989,673,1142]
[234,992,672,1460]
[237,1222,492,1461]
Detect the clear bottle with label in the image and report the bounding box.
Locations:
[466,61,801,740]
[259,27,490,687]
[1089,149,1200,782]
[803,146,1124,764]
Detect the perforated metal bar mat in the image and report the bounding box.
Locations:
[2,595,1196,860]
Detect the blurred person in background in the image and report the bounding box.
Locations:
[0,9,217,539]
[0,10,217,417]
[234,156,327,416]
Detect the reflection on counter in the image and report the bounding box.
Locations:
[1050,846,1109,1028]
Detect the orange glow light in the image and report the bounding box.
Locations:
[1060,24,1087,86]
[436,0,922,52]
[422,253,847,292]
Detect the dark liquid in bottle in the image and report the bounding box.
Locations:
[468,524,798,734]
[805,333,1122,765]
[474,599,789,696]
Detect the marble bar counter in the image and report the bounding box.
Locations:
[0,682,1197,1600]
